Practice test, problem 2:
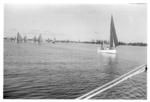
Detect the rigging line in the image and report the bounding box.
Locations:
[76,64,146,99]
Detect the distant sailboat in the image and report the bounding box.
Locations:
[16,32,22,43]
[37,34,42,44]
[33,36,37,43]
[23,36,27,43]
[52,37,56,44]
[97,16,119,54]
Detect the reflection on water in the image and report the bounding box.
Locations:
[4,42,147,99]
[99,53,118,80]
[100,53,117,58]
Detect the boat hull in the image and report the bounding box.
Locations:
[97,48,116,54]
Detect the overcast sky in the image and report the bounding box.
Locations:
[4,4,147,42]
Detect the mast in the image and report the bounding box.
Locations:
[110,16,118,48]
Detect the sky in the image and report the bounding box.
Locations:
[4,4,147,43]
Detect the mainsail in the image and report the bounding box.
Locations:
[110,16,118,48]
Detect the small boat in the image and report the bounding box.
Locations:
[97,15,119,54]
[52,37,56,44]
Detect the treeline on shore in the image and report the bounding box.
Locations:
[4,32,147,46]
[83,40,147,46]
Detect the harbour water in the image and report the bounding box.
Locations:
[4,41,147,99]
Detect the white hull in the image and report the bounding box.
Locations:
[97,48,116,54]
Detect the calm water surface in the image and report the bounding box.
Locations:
[4,41,147,99]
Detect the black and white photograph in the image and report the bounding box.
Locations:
[2,0,148,100]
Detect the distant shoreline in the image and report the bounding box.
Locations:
[4,37,147,47]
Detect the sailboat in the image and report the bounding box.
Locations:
[37,34,42,44]
[16,32,23,43]
[97,16,119,54]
